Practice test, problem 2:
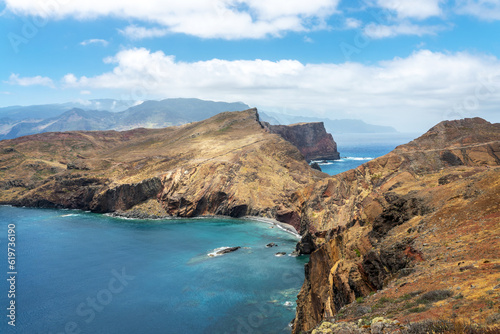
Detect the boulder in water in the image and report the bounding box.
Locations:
[216,247,241,255]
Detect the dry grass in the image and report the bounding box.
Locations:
[404,319,500,334]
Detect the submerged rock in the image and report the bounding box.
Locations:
[275,252,287,257]
[289,250,300,257]
[266,243,278,248]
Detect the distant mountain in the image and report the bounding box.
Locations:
[60,99,137,113]
[4,109,119,139]
[114,99,250,130]
[0,98,395,140]
[0,99,133,121]
[0,98,250,140]
[0,104,73,122]
[260,111,397,134]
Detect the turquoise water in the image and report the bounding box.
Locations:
[0,206,307,334]
[316,133,420,175]
[313,145,391,175]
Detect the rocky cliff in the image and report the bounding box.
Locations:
[1,112,499,332]
[0,109,326,228]
[264,122,340,162]
[291,118,500,333]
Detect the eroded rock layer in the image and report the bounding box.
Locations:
[291,118,500,333]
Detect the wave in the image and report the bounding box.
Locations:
[61,214,80,217]
[312,157,374,164]
[346,157,374,161]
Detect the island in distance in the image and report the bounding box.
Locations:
[0,108,498,333]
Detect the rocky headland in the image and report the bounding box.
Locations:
[264,122,340,162]
[0,110,499,332]
[0,109,326,232]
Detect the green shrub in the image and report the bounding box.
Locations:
[417,289,453,304]
[408,306,428,313]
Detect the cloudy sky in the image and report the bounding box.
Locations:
[1,0,500,131]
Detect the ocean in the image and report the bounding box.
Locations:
[316,133,420,175]
[0,206,306,334]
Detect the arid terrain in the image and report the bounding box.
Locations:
[0,111,499,333]
[0,109,329,227]
[291,118,500,333]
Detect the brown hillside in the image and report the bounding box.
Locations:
[292,118,500,333]
[0,109,326,225]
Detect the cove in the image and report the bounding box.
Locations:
[0,206,307,334]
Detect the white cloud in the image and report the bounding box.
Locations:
[4,0,341,39]
[364,22,445,38]
[0,91,12,95]
[359,1,447,39]
[80,38,109,46]
[303,36,314,43]
[6,74,54,88]
[62,74,78,86]
[80,90,92,95]
[375,0,443,19]
[56,48,500,131]
[119,25,169,40]
[345,17,362,29]
[455,0,500,20]
[74,99,92,106]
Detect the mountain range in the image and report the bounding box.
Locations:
[0,98,397,140]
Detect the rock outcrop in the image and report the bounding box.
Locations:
[264,122,340,161]
[0,109,326,226]
[291,118,500,333]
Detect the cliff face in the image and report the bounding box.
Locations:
[1,113,499,332]
[0,109,326,226]
[291,118,500,333]
[265,122,340,162]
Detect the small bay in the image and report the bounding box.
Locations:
[0,206,306,334]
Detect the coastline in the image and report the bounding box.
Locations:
[108,210,302,238]
[1,204,301,239]
[241,216,301,238]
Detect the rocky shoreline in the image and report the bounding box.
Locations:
[1,112,499,332]
[241,216,301,238]
[109,210,303,240]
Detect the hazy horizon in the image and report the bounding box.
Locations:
[2,1,500,132]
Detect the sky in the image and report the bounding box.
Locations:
[1,0,500,132]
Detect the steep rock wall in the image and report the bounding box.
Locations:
[292,118,500,333]
[264,122,340,162]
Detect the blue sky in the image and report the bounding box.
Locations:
[1,0,500,131]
